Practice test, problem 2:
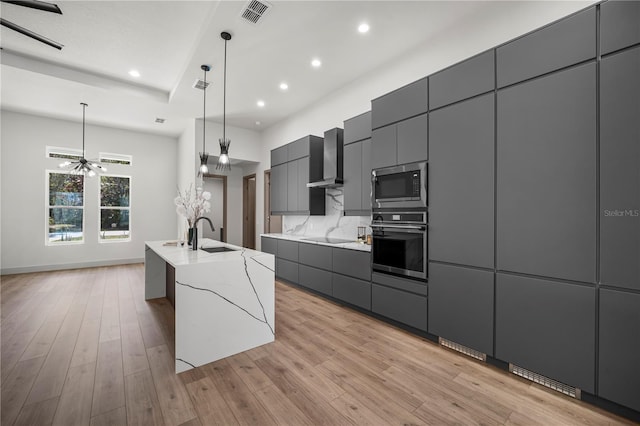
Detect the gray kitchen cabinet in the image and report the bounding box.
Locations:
[601,0,640,56]
[397,113,428,166]
[276,239,298,262]
[271,145,288,166]
[372,283,427,331]
[429,94,494,269]
[270,163,287,214]
[297,157,310,213]
[428,263,494,356]
[371,124,396,169]
[371,113,427,169]
[332,248,371,282]
[496,7,596,88]
[344,111,371,145]
[276,258,298,283]
[497,63,596,283]
[299,243,332,270]
[343,138,372,216]
[288,137,309,161]
[361,139,372,211]
[299,264,332,296]
[287,160,298,212]
[429,50,495,110]
[332,273,371,310]
[261,236,277,256]
[371,77,428,129]
[600,47,640,291]
[598,288,640,412]
[495,273,595,393]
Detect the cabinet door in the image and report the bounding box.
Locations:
[287,160,298,212]
[344,111,371,145]
[299,265,332,295]
[372,284,427,331]
[288,137,310,161]
[270,164,287,213]
[332,248,371,281]
[371,124,396,169]
[372,77,428,129]
[428,263,494,356]
[332,274,371,310]
[601,0,640,55]
[598,288,640,412]
[495,273,595,393]
[496,7,596,87]
[261,237,277,255]
[271,145,288,166]
[361,139,372,211]
[297,157,310,213]
[600,47,640,291]
[343,141,362,212]
[299,242,332,270]
[397,113,428,165]
[276,259,298,283]
[429,94,494,268]
[497,63,596,283]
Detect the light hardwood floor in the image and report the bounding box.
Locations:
[0,264,634,425]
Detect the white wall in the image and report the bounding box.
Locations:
[252,1,594,250]
[0,111,177,274]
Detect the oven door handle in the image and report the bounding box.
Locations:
[370,223,426,231]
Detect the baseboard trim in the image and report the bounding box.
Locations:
[1,258,145,276]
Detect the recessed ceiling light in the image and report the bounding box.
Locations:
[279,82,289,91]
[311,58,322,68]
[358,23,370,33]
[257,100,265,108]
[128,69,141,77]
[256,121,261,126]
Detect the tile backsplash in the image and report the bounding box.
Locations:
[281,188,370,241]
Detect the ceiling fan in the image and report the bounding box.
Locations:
[1,0,64,50]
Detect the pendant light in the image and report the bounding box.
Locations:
[216,31,232,171]
[198,64,211,176]
[59,103,107,177]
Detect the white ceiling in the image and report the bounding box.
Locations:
[1,0,595,138]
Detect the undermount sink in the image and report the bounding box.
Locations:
[201,246,237,254]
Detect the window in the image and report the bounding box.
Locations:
[100,175,130,241]
[47,171,84,244]
[99,152,132,166]
[46,146,83,161]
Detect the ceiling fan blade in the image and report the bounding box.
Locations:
[0,18,63,49]
[1,0,62,14]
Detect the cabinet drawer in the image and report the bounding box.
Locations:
[261,237,277,255]
[372,77,428,129]
[288,137,310,161]
[496,7,596,88]
[333,273,371,310]
[276,258,298,283]
[429,50,494,109]
[299,243,332,270]
[372,283,427,331]
[299,265,332,296]
[271,145,288,166]
[371,272,427,296]
[277,239,298,262]
[332,248,371,281]
[344,111,372,144]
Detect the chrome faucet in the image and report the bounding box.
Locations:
[192,216,215,251]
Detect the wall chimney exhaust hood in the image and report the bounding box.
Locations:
[307,127,344,188]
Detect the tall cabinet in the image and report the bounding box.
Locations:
[343,111,372,216]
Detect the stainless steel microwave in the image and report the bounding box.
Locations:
[372,162,428,209]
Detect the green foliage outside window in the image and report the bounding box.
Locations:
[100,176,130,240]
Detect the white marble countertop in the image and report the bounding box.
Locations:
[145,239,268,267]
[261,233,371,252]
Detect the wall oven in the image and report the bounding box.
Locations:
[372,162,427,210]
[371,211,428,281]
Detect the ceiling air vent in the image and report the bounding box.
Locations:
[240,0,272,25]
[192,79,209,91]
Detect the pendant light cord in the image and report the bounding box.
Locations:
[223,37,227,143]
[81,102,87,157]
[203,68,207,153]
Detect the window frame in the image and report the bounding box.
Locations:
[99,173,132,243]
[99,152,133,166]
[46,170,85,246]
[46,146,83,161]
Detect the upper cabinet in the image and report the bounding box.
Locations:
[600,0,640,55]
[429,50,495,110]
[371,77,428,129]
[344,111,371,145]
[344,112,372,216]
[496,7,596,88]
[371,113,428,169]
[270,135,325,216]
[600,46,640,291]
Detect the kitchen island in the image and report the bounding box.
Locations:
[145,239,275,373]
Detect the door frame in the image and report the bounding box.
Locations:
[242,173,257,249]
[203,173,227,242]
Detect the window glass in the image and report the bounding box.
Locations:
[47,172,84,244]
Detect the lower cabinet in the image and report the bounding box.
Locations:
[332,273,371,310]
[372,284,427,331]
[276,258,298,283]
[495,273,595,393]
[598,288,640,412]
[299,264,332,296]
[261,237,277,256]
[428,263,494,356]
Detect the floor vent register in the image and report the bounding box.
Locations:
[509,364,581,399]
[439,338,487,362]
